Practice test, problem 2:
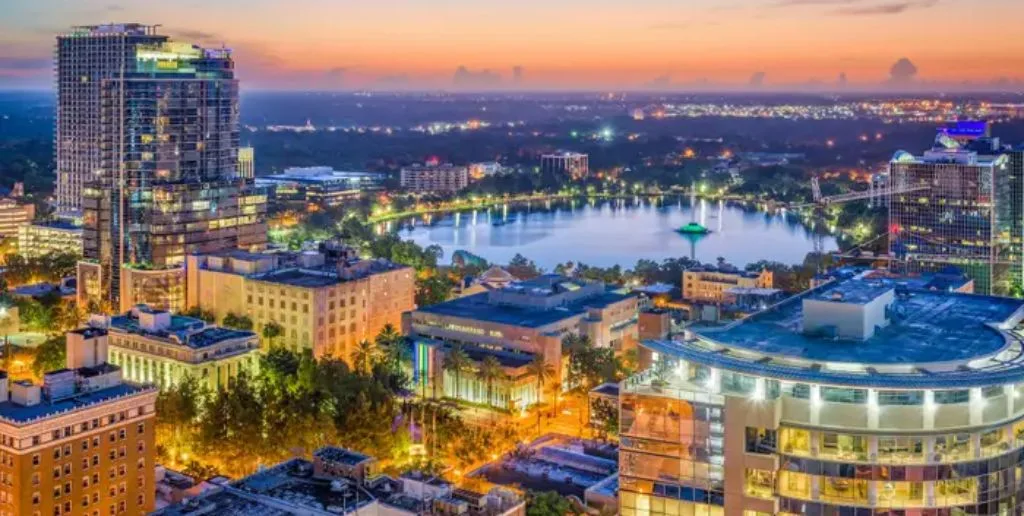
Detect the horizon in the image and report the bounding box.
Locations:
[2,0,1023,91]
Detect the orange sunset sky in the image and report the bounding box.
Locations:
[1,0,1022,90]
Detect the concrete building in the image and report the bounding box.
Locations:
[0,327,157,515]
[55,24,168,214]
[622,269,1024,515]
[237,146,255,179]
[98,305,260,391]
[256,167,385,207]
[400,164,470,193]
[541,151,589,180]
[0,198,34,240]
[77,33,267,310]
[682,264,773,303]
[407,275,638,411]
[17,220,83,257]
[154,445,525,516]
[186,247,415,361]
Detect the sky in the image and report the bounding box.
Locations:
[1,0,1023,91]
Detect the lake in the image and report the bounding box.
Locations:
[390,196,836,270]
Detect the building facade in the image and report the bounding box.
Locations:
[236,146,254,179]
[887,133,1012,295]
[540,151,589,180]
[0,327,157,516]
[55,24,169,214]
[682,265,773,303]
[0,199,35,240]
[17,221,83,258]
[256,167,385,207]
[77,36,267,309]
[407,275,638,411]
[102,305,259,391]
[186,248,415,361]
[622,270,1024,515]
[400,164,470,193]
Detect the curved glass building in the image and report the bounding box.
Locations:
[620,269,1024,515]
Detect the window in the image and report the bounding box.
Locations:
[934,390,970,404]
[745,427,777,454]
[136,423,144,435]
[821,387,866,404]
[32,454,40,466]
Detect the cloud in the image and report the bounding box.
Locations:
[834,0,938,15]
[888,57,918,83]
[648,22,691,30]
[749,71,767,87]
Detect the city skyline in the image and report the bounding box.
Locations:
[0,0,1022,91]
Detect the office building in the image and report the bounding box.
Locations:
[622,269,1024,515]
[154,445,525,516]
[55,24,169,214]
[0,327,157,516]
[186,246,415,360]
[400,164,470,193]
[406,275,638,411]
[0,198,35,240]
[237,146,255,179]
[888,132,1012,294]
[256,167,385,207]
[17,220,83,257]
[100,305,259,391]
[76,31,268,310]
[541,151,589,180]
[682,264,773,304]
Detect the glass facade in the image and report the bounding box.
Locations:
[80,37,267,306]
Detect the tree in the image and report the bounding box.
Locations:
[31,335,66,377]
[222,312,254,331]
[591,398,619,441]
[261,321,283,348]
[442,344,472,401]
[526,491,572,516]
[526,354,554,432]
[507,253,542,280]
[183,306,216,323]
[476,355,504,409]
[351,339,380,375]
[416,272,454,307]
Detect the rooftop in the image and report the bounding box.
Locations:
[314,446,372,467]
[417,285,633,329]
[0,382,152,424]
[653,273,1024,389]
[109,314,254,349]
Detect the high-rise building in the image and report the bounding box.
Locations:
[55,24,169,215]
[888,132,1014,295]
[0,327,157,516]
[0,198,35,239]
[74,30,267,309]
[237,146,255,179]
[540,151,589,180]
[623,270,1024,516]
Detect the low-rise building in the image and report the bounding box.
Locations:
[256,166,385,208]
[682,264,773,303]
[187,246,415,361]
[154,445,525,516]
[400,163,470,193]
[17,220,83,257]
[97,305,259,391]
[0,327,157,516]
[407,275,638,411]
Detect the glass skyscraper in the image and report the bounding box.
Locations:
[66,27,266,310]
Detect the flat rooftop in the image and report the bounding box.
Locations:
[652,274,1024,389]
[109,315,253,349]
[703,276,1022,365]
[314,446,371,466]
[417,290,631,328]
[0,383,152,424]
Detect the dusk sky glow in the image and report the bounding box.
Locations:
[2,0,1023,90]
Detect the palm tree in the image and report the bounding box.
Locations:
[261,321,283,348]
[351,340,380,374]
[526,354,555,433]
[375,324,407,370]
[476,355,504,408]
[442,344,472,401]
